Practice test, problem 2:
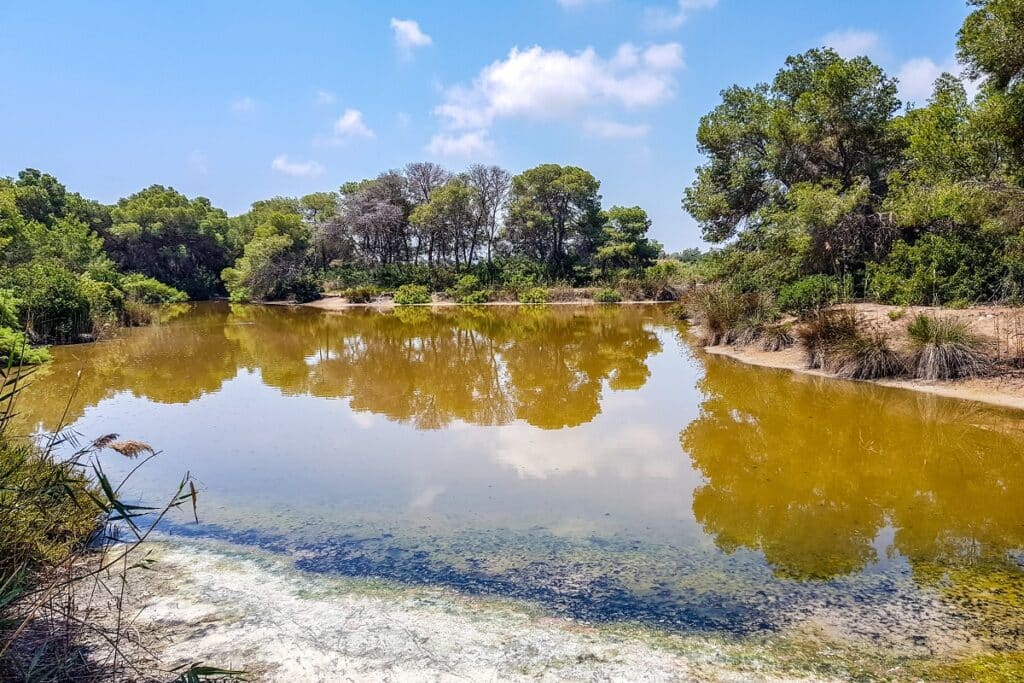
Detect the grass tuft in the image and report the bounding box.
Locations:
[832,329,906,380]
[907,314,989,380]
[796,308,859,369]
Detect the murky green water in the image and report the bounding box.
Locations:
[18,302,1024,673]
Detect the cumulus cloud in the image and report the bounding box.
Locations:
[896,56,979,103]
[271,155,325,178]
[314,90,336,106]
[334,109,376,139]
[426,130,494,157]
[644,0,717,31]
[584,119,651,139]
[230,96,256,113]
[823,29,882,59]
[434,42,684,132]
[390,18,432,57]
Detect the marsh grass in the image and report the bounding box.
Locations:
[907,315,990,381]
[760,323,795,352]
[796,308,859,369]
[832,329,906,380]
[0,360,243,682]
[685,285,774,346]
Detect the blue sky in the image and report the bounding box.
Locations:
[0,1,973,250]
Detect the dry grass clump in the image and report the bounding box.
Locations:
[796,308,859,369]
[760,322,795,352]
[907,314,990,380]
[831,329,906,380]
[684,285,774,346]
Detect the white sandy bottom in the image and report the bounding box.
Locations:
[123,538,833,682]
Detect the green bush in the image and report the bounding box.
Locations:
[394,284,431,305]
[0,327,51,364]
[684,284,775,345]
[342,285,380,304]
[868,233,1001,306]
[458,289,491,305]
[1,262,90,342]
[906,314,989,380]
[272,275,321,303]
[594,288,622,303]
[119,273,188,304]
[777,275,846,317]
[518,287,550,304]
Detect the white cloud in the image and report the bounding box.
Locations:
[230,96,256,113]
[434,42,684,131]
[314,90,336,106]
[390,18,432,58]
[644,0,717,31]
[271,154,325,178]
[426,130,494,157]
[188,150,209,176]
[823,29,882,59]
[333,109,376,139]
[895,56,981,103]
[584,119,651,139]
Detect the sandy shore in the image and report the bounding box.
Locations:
[301,294,666,312]
[699,303,1024,412]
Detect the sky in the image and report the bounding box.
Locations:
[0,1,975,251]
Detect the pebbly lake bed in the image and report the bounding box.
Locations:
[18,302,1024,680]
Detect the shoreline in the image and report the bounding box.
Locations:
[700,341,1024,413]
[299,294,671,311]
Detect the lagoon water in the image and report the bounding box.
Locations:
[19,302,1024,676]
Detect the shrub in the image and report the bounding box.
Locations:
[458,289,491,305]
[518,287,550,304]
[594,288,622,304]
[1,262,90,342]
[267,275,322,303]
[668,303,690,321]
[777,275,846,317]
[0,327,51,364]
[761,322,795,352]
[831,330,905,379]
[451,275,481,299]
[342,285,380,304]
[887,307,907,321]
[868,233,1001,306]
[796,308,859,369]
[907,314,989,380]
[119,273,188,304]
[394,284,431,305]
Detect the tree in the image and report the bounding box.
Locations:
[221,211,311,302]
[505,164,603,277]
[595,206,660,273]
[467,164,512,266]
[684,49,904,284]
[106,185,232,298]
[409,178,480,268]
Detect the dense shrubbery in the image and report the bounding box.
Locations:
[594,289,622,303]
[393,284,431,305]
[518,287,550,304]
[777,275,848,317]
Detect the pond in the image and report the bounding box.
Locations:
[18,302,1024,676]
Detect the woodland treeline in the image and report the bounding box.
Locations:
[685,0,1024,310]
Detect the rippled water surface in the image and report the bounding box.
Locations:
[19,302,1024,662]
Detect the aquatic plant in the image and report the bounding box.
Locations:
[796,308,859,369]
[831,329,905,379]
[907,314,989,380]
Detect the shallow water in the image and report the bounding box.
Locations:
[20,302,1024,675]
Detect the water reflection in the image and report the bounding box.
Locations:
[684,353,1024,581]
[22,302,664,431]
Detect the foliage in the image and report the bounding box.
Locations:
[120,273,188,304]
[458,289,491,305]
[518,287,550,304]
[594,288,622,304]
[341,285,380,304]
[393,284,431,305]
[760,322,795,352]
[1,262,91,342]
[595,206,660,273]
[907,314,990,379]
[0,327,51,364]
[777,275,847,317]
[867,233,1003,305]
[685,284,775,345]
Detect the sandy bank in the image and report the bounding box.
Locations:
[700,303,1024,412]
